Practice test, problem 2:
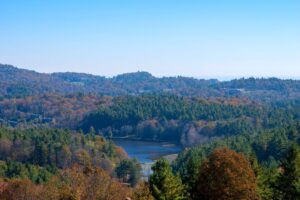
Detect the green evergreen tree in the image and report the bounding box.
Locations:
[274,145,300,200]
[32,142,48,166]
[115,158,142,186]
[249,154,275,200]
[149,159,186,200]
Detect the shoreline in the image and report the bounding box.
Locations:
[110,136,182,146]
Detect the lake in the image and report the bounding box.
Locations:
[113,139,182,178]
[113,139,181,163]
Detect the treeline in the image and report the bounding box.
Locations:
[2,94,300,147]
[0,126,150,200]
[147,144,300,200]
[2,93,300,147]
[172,122,300,199]
[80,95,300,146]
[0,93,103,128]
[0,165,134,200]
[0,160,57,184]
[1,145,299,199]
[0,123,299,199]
[2,64,300,101]
[0,127,127,178]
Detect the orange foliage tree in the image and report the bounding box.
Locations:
[194,147,259,200]
[0,165,132,200]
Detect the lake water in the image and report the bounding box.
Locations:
[113,139,182,178]
[113,139,181,163]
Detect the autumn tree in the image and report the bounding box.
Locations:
[133,182,154,200]
[0,165,133,200]
[194,147,259,200]
[0,179,40,200]
[56,145,72,168]
[49,164,132,200]
[149,159,186,200]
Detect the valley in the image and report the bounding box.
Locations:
[1,64,300,199]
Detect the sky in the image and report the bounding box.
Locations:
[0,0,299,78]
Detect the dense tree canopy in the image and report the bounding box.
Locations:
[3,64,300,102]
[0,127,129,182]
[173,122,300,192]
[80,95,300,146]
[2,64,300,199]
[0,165,132,200]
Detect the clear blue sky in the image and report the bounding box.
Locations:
[0,0,299,78]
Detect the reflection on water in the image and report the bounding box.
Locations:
[113,139,181,178]
[113,139,181,163]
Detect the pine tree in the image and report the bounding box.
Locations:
[274,145,300,200]
[249,154,275,200]
[149,159,186,200]
[32,142,48,166]
[115,159,142,186]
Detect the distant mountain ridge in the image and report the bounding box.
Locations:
[1,63,300,101]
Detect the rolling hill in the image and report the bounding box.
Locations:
[2,63,300,101]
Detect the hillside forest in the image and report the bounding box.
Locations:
[0,64,300,199]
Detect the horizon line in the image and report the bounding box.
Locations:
[1,62,300,81]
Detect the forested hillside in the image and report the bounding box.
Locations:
[0,126,142,199]
[171,122,300,199]
[0,93,104,128]
[0,127,129,177]
[1,64,300,199]
[2,64,300,101]
[1,0,299,198]
[1,124,299,199]
[80,95,300,146]
[2,90,300,147]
